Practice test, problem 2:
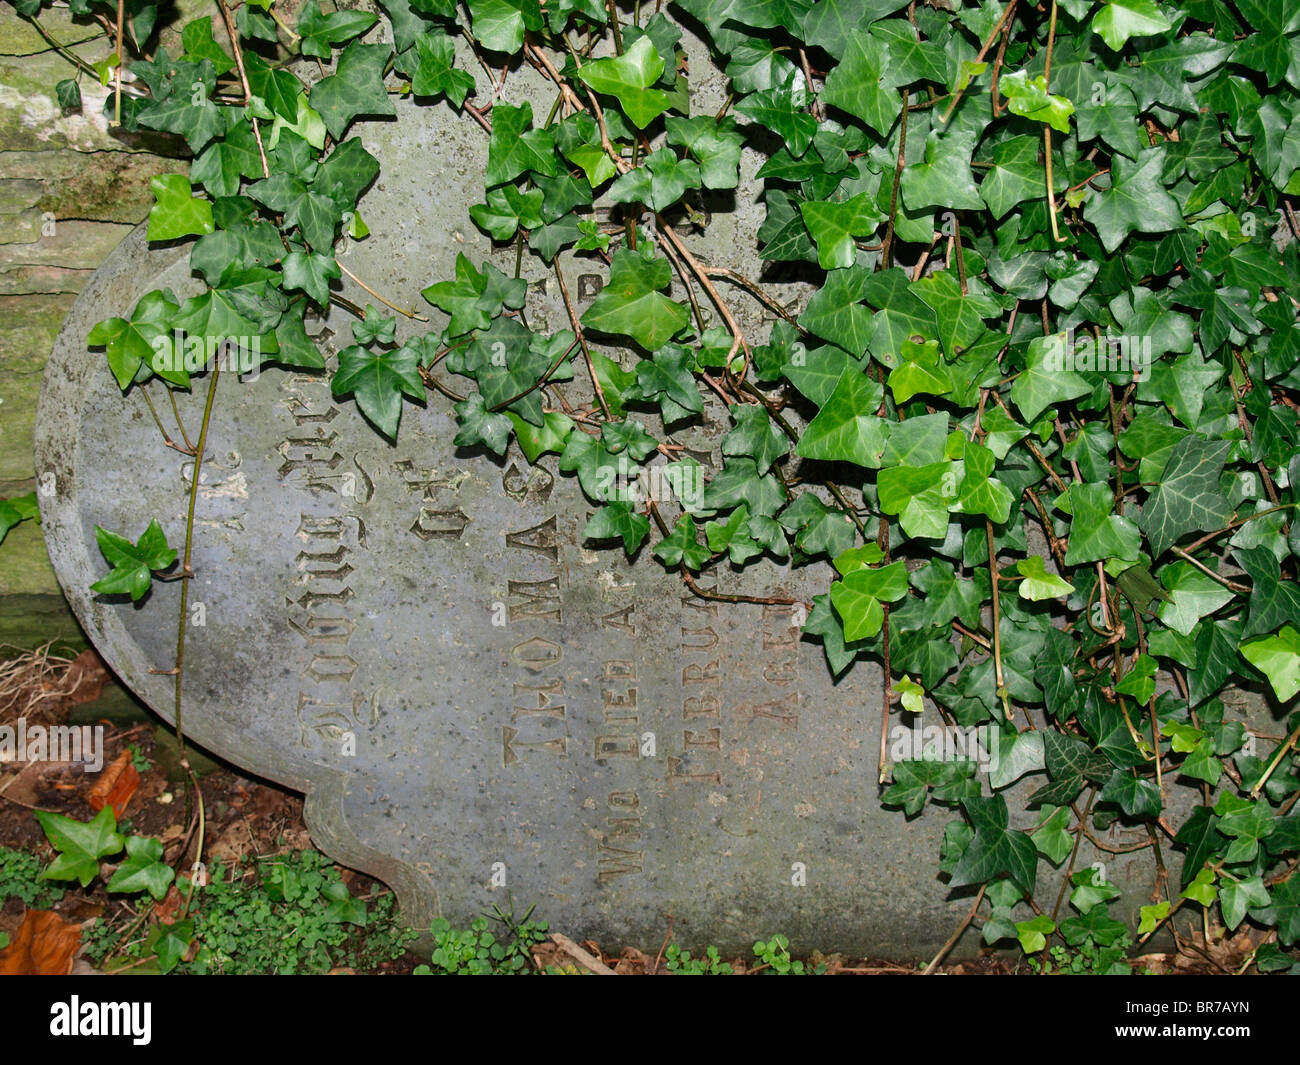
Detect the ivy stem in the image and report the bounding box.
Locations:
[553,259,611,420]
[1250,718,1300,800]
[1043,0,1066,243]
[1170,545,1249,594]
[113,0,124,126]
[880,88,909,269]
[939,0,1018,124]
[21,15,102,79]
[336,262,428,320]
[216,0,271,179]
[922,883,985,975]
[171,362,220,770]
[986,519,1012,720]
[167,387,195,452]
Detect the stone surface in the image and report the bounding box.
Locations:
[35,32,1186,956]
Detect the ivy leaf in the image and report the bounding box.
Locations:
[1235,548,1300,640]
[1083,147,1184,253]
[1136,435,1233,559]
[577,36,674,128]
[1031,806,1073,864]
[704,504,763,564]
[980,135,1046,218]
[654,513,711,570]
[1158,561,1233,635]
[508,410,574,462]
[87,289,184,390]
[282,250,340,305]
[409,30,476,105]
[486,102,557,187]
[1252,876,1300,946]
[1061,483,1141,565]
[246,172,344,251]
[949,795,1038,895]
[308,42,396,140]
[877,463,952,540]
[795,369,888,468]
[1240,625,1300,703]
[452,392,513,455]
[1016,915,1055,954]
[820,30,901,137]
[1175,806,1224,887]
[887,336,953,402]
[722,402,789,475]
[1016,556,1074,601]
[467,0,526,52]
[581,249,691,352]
[902,128,983,212]
[1100,768,1163,818]
[35,808,125,887]
[1091,0,1173,51]
[1221,876,1271,932]
[734,85,819,157]
[106,835,176,901]
[1000,69,1074,133]
[1010,332,1093,422]
[332,342,425,439]
[469,185,545,239]
[147,174,214,241]
[664,116,744,189]
[830,562,908,641]
[584,501,651,555]
[799,193,883,270]
[779,492,858,559]
[609,148,702,211]
[90,520,176,601]
[297,0,378,58]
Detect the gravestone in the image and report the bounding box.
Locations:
[34,27,1170,956]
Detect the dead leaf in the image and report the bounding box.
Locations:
[153,885,184,926]
[64,650,109,706]
[87,750,140,818]
[0,909,81,975]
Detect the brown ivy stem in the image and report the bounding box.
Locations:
[137,385,189,455]
[880,88,910,269]
[166,387,195,452]
[661,237,709,334]
[878,517,893,785]
[647,501,807,609]
[989,10,1012,116]
[1024,487,1067,571]
[658,219,753,379]
[939,0,1018,124]
[704,267,806,331]
[1052,787,1096,923]
[1043,0,1066,243]
[215,0,271,180]
[606,0,624,54]
[1251,717,1300,800]
[922,883,985,975]
[1230,372,1281,504]
[418,366,466,403]
[1170,545,1250,593]
[336,262,428,320]
[986,519,1012,721]
[553,260,611,420]
[488,339,579,412]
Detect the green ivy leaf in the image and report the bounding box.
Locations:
[308,42,396,140]
[106,835,176,900]
[90,520,177,601]
[1091,0,1173,51]
[654,513,711,570]
[332,342,425,439]
[1240,625,1300,703]
[1016,556,1074,601]
[795,369,888,467]
[581,249,691,352]
[577,36,674,128]
[35,808,125,887]
[147,174,214,241]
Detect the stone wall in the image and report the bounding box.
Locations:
[0,6,180,654]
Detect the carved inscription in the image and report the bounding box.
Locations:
[502,505,567,764]
[667,589,723,787]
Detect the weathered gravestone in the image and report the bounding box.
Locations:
[34,28,1175,956]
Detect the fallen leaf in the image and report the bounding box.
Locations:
[87,750,140,818]
[153,885,184,926]
[0,909,81,975]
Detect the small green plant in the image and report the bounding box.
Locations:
[752,934,822,975]
[415,903,549,974]
[126,743,150,773]
[0,492,38,547]
[665,943,733,974]
[0,846,65,910]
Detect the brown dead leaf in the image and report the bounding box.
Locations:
[153,885,184,926]
[64,650,109,706]
[86,750,140,818]
[0,909,81,975]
